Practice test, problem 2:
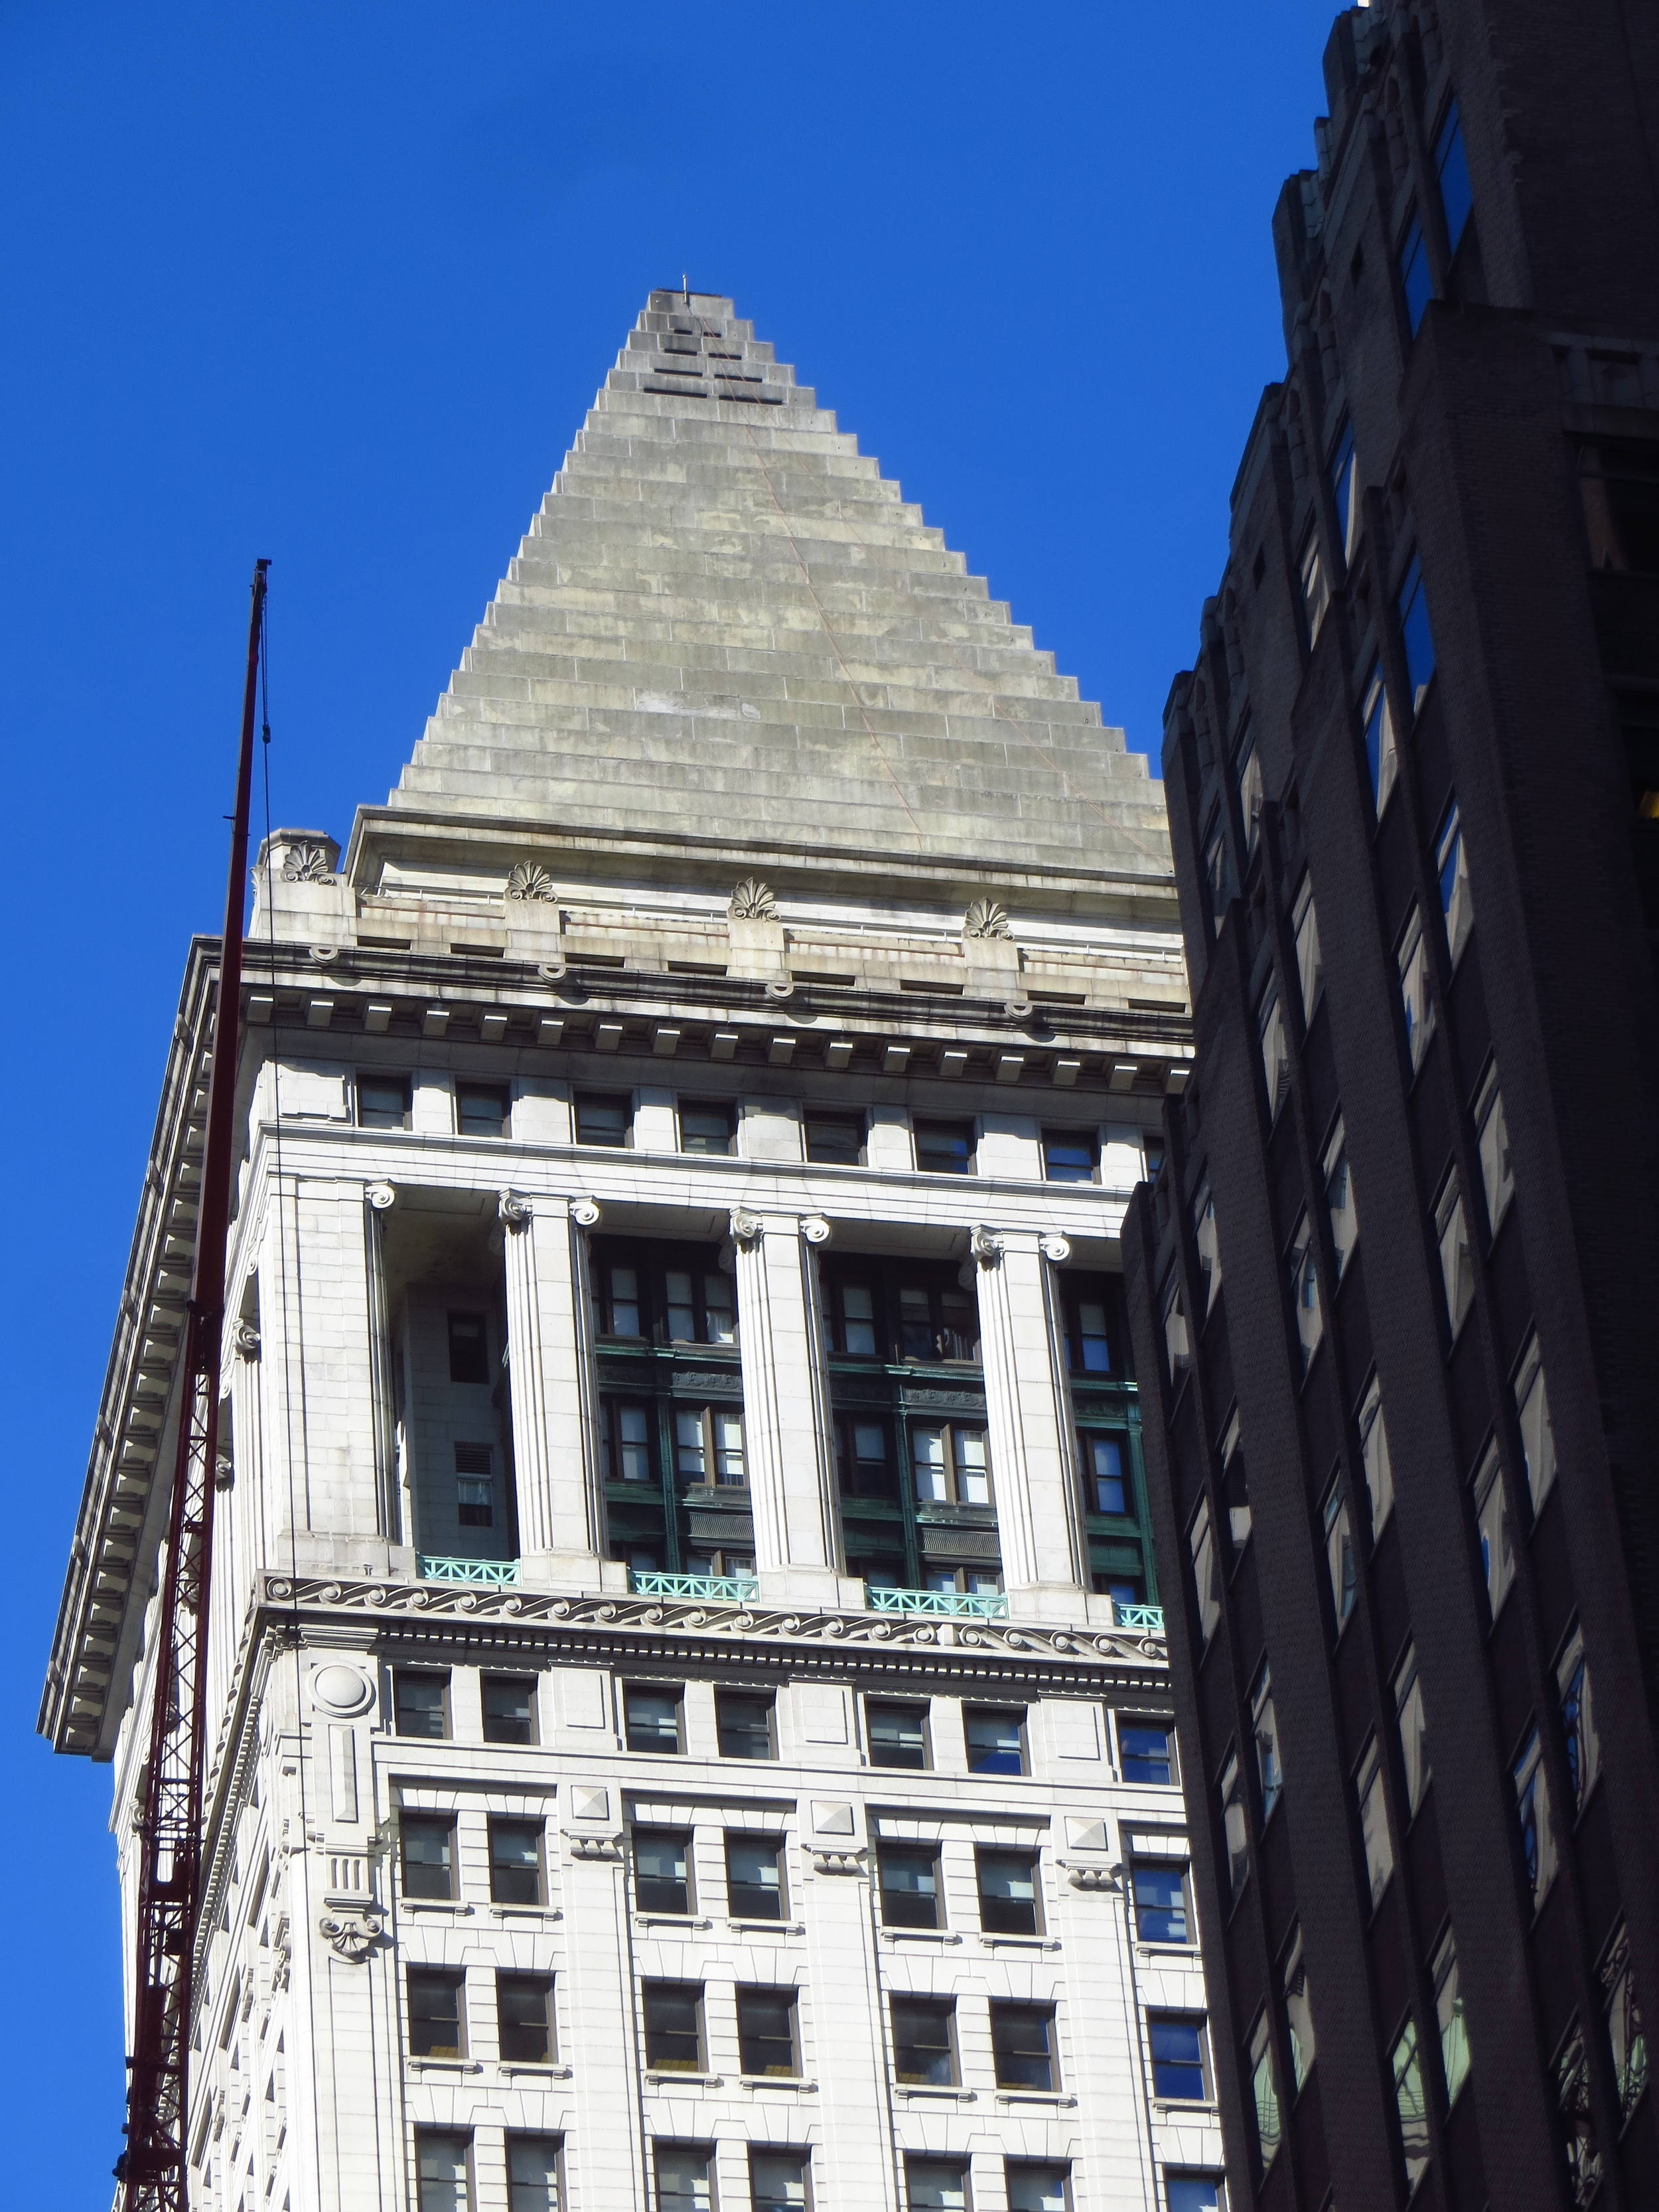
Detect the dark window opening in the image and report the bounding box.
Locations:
[497,1975,553,2063]
[834,1415,897,1500]
[913,1118,975,1175]
[488,1818,544,1906]
[575,1092,630,1147]
[1119,1720,1175,1786]
[805,1110,865,1165]
[966,1706,1027,1775]
[408,1968,466,2058]
[891,1997,958,2085]
[447,1311,491,1386]
[1042,1129,1098,1185]
[678,1100,735,1157]
[737,1987,799,2078]
[358,1074,411,1130]
[455,1440,494,1527]
[715,1690,775,1761]
[457,1082,509,1138]
[727,1836,786,1921]
[633,1830,692,1916]
[401,1816,457,1901]
[1082,1434,1128,1516]
[642,1982,704,2073]
[879,1846,942,1929]
[482,1675,538,1745]
[868,1700,930,1769]
[978,1850,1042,1936]
[991,2004,1056,2090]
[1133,1862,1192,1945]
[624,1684,684,1755]
[394,1670,450,1740]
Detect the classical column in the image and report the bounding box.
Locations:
[729,1209,848,1605]
[498,1190,606,1588]
[970,1225,1090,1621]
[364,1182,399,1546]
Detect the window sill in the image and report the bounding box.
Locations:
[498,2063,572,2080]
[995,2091,1076,2108]
[1152,2099,1217,2114]
[401,1899,472,1915]
[1137,1944,1200,1960]
[880,1927,961,1945]
[634,1914,712,1931]
[729,1919,805,1935]
[738,2075,816,2091]
[644,2070,722,2087]
[898,2084,975,2101]
[408,2058,482,2075]
[977,1933,1060,1951]
[491,1903,561,1922]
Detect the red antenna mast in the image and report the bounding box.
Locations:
[119,559,269,2209]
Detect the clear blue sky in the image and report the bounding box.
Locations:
[2,1,1336,2193]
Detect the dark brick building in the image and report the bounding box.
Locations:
[1122,3,1659,2207]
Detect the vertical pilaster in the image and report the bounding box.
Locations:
[364,1182,400,1546]
[557,1806,648,2211]
[500,1191,605,1586]
[729,1209,845,1604]
[800,1816,899,2212]
[971,1226,1090,1620]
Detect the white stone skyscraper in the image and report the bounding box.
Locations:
[46,293,1224,2212]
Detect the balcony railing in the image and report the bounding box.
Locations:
[866,1587,1009,1620]
[417,1556,521,1587]
[1111,1601,1165,1633]
[630,1570,760,1603]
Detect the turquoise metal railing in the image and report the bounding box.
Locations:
[1112,1601,1165,1633]
[417,1556,521,1587]
[866,1587,1009,1620]
[630,1570,759,1603]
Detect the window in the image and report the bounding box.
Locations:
[409,1968,466,2057]
[1283,1931,1315,2089]
[642,1983,705,2073]
[751,2151,810,2212]
[417,2134,472,2212]
[879,1846,942,1929]
[913,1118,975,1175]
[1252,1666,1283,1822]
[1362,662,1399,816]
[600,1400,653,1486]
[891,1996,958,2085]
[1473,1443,1516,1622]
[1474,1065,1514,1235]
[1323,1122,1358,1278]
[804,1110,863,1165]
[1435,1174,1475,1337]
[1323,1474,1357,1633]
[1299,527,1330,643]
[575,1092,630,1147]
[498,1976,554,2064]
[896,1275,979,1363]
[1358,1739,1394,1910]
[978,1850,1042,1936]
[830,1276,881,1358]
[1399,212,1431,334]
[1189,1497,1221,1647]
[1432,1930,1471,2105]
[1248,2014,1281,2170]
[1436,99,1473,256]
[674,1405,746,1487]
[991,2004,1056,2091]
[358,1074,411,1130]
[678,1100,734,1157]
[1149,2016,1210,2102]
[715,1690,774,1761]
[1289,1213,1323,1375]
[1557,1629,1601,1818]
[455,1441,494,1528]
[1258,988,1289,1120]
[1391,2018,1431,2190]
[1557,2020,1603,2205]
[834,1415,895,1499]
[1063,1282,1119,1374]
[1398,554,1436,709]
[1237,737,1264,855]
[1513,1335,1557,1513]
[1358,1375,1394,1535]
[910,1423,991,1505]
[395,1670,451,1741]
[666,1267,737,1347]
[1132,1861,1190,1945]
[1398,911,1435,1072]
[1330,419,1359,563]
[1203,809,1231,932]
[727,1835,786,1921]
[1601,1924,1649,2124]
[1005,2168,1070,2212]
[624,1684,684,1755]
[456,1082,508,1138]
[1514,1725,1557,1911]
[1395,1646,1431,1818]
[654,2146,713,2212]
[633,1830,692,1915]
[482,1676,538,1745]
[1162,1274,1192,1380]
[1042,1128,1098,1184]
[1120,1720,1175,1787]
[868,1700,930,1770]
[1219,1750,1250,1905]
[905,2160,970,2212]
[966,1706,1027,1775]
[1193,1179,1222,1312]
[508,2137,561,2212]
[1220,1413,1251,1559]
[737,1986,799,2077]
[401,1816,457,1901]
[448,1310,491,1386]
[1435,799,1473,964]
[1165,2182,1225,2212]
[1082,1434,1127,1516]
[1293,875,1323,1020]
[489,1818,544,1906]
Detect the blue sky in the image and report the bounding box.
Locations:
[1,0,1335,2190]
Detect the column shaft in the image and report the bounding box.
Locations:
[972,1230,1088,1614]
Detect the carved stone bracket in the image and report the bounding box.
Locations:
[562,1831,624,1862]
[233,1321,261,1361]
[366,1182,397,1213]
[318,1904,385,1958]
[507,861,557,902]
[799,1215,832,1247]
[728,1208,764,1248]
[1039,1234,1072,1266]
[729,877,777,920]
[1062,1864,1121,1892]
[963,897,1011,939]
[764,978,795,1001]
[968,1224,1005,1266]
[498,1190,534,1232]
[535,958,568,982]
[571,1197,603,1229]
[810,1848,868,1877]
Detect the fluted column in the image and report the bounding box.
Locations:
[364,1183,399,1544]
[729,1209,847,1605]
[970,1224,1090,1621]
[498,1190,606,1587]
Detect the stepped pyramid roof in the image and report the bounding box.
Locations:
[384,291,1169,881]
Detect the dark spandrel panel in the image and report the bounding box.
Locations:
[1404,1787,1447,1949]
